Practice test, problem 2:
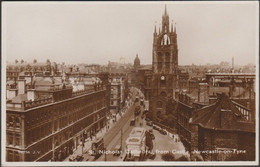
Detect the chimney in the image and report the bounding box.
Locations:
[7,86,18,100]
[27,89,35,101]
[18,79,26,95]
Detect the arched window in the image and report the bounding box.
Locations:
[165,52,170,62]
[161,34,170,45]
[156,101,163,109]
[157,52,162,72]
[9,117,13,128]
[15,117,20,128]
[160,91,167,97]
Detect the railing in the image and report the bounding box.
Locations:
[49,85,73,91]
[72,89,95,97]
[232,100,251,121]
[23,97,53,110]
[72,84,105,97]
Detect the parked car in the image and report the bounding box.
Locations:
[113,145,122,156]
[130,119,135,126]
[159,129,167,135]
[149,152,156,160]
[75,155,84,161]
[146,121,153,126]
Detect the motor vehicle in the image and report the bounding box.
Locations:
[146,121,153,126]
[149,152,156,160]
[130,119,135,126]
[75,155,84,161]
[134,106,141,116]
[154,126,160,131]
[69,155,76,161]
[159,129,167,135]
[113,145,122,156]
[91,137,104,159]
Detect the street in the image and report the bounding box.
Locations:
[66,87,187,162]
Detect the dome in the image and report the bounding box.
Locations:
[134,54,140,67]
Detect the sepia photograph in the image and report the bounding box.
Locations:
[1,1,259,166]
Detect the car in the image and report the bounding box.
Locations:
[146,121,153,126]
[145,117,150,121]
[153,125,160,131]
[113,145,122,156]
[149,152,156,160]
[159,129,167,135]
[130,119,135,126]
[75,155,84,161]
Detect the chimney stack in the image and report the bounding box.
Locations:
[18,79,26,95]
[27,89,35,101]
[7,85,18,100]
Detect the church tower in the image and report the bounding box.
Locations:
[152,5,178,98]
[149,5,179,121]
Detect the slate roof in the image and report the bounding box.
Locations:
[191,93,254,132]
[11,94,28,103]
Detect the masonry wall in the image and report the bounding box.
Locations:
[193,126,255,161]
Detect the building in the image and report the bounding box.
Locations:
[190,93,255,161]
[141,6,179,121]
[134,54,140,72]
[109,73,128,115]
[6,73,109,161]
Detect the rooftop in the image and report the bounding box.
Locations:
[191,93,254,132]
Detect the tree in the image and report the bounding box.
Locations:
[15,59,18,64]
[177,155,189,161]
[21,59,24,64]
[145,131,153,151]
[33,59,37,64]
[161,152,175,161]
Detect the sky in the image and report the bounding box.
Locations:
[2,1,259,65]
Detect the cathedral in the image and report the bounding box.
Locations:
[140,5,179,120]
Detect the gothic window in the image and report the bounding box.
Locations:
[160,91,167,97]
[7,150,13,161]
[8,116,14,128]
[161,34,170,45]
[165,52,170,62]
[8,133,13,145]
[15,134,20,146]
[157,52,163,72]
[156,101,163,109]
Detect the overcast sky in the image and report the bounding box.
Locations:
[2,2,259,65]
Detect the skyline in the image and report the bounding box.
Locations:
[2,2,259,66]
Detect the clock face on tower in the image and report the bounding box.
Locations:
[161,76,165,80]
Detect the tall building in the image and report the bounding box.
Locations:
[6,73,109,162]
[149,5,179,119]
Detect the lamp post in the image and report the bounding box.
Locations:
[81,127,84,155]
